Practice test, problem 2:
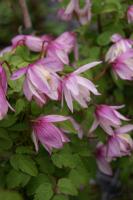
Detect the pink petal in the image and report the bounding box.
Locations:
[11,67,27,80]
[76,76,100,95]
[89,118,99,133]
[97,157,113,176]
[64,86,73,112]
[115,125,133,134]
[74,61,102,75]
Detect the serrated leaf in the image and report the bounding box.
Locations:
[10,154,38,176]
[15,99,26,115]
[0,190,23,200]
[0,128,12,150]
[58,178,78,196]
[6,169,30,189]
[69,168,90,188]
[27,174,51,195]
[0,115,17,127]
[34,183,53,200]
[52,195,69,200]
[16,146,34,154]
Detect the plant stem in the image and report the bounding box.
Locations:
[19,0,32,29]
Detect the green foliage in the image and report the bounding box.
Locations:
[10,154,38,176]
[0,0,133,199]
[57,178,78,196]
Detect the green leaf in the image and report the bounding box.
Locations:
[15,99,26,115]
[34,183,53,200]
[0,128,12,150]
[10,154,38,176]
[0,190,23,200]
[52,195,69,200]
[16,146,34,154]
[57,178,78,196]
[69,168,90,188]
[51,152,80,169]
[97,31,113,46]
[0,115,17,127]
[27,174,52,195]
[6,169,30,189]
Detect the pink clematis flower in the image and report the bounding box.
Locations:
[96,142,112,175]
[105,34,133,63]
[127,5,133,24]
[11,58,61,106]
[58,0,91,25]
[11,34,53,52]
[61,61,101,112]
[32,115,82,153]
[0,46,13,57]
[112,49,133,80]
[90,104,129,135]
[107,125,133,159]
[0,64,13,119]
[46,32,76,64]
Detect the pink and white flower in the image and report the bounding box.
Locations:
[90,105,129,135]
[112,49,133,80]
[11,58,61,106]
[107,125,133,159]
[32,115,70,153]
[46,32,76,64]
[105,34,133,63]
[127,5,133,24]
[0,64,13,119]
[96,142,112,175]
[61,61,101,112]
[32,115,82,153]
[58,0,91,25]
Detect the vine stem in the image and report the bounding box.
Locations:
[19,0,32,29]
[93,65,110,82]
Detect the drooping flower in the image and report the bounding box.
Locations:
[58,0,91,25]
[127,5,133,24]
[96,142,112,175]
[61,61,101,112]
[112,49,133,80]
[105,34,133,63]
[90,105,129,135]
[107,125,133,159]
[11,32,76,64]
[46,32,76,64]
[11,34,53,52]
[0,46,13,57]
[0,64,13,119]
[11,58,61,106]
[32,115,82,153]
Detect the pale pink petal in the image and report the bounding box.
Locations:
[89,118,99,133]
[11,67,27,80]
[32,131,39,152]
[74,61,102,75]
[115,125,133,134]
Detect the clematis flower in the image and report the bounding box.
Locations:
[90,104,129,135]
[46,32,76,64]
[0,64,13,119]
[11,34,53,52]
[58,0,91,25]
[0,46,13,57]
[112,49,133,80]
[107,125,133,159]
[105,34,133,63]
[127,5,133,24]
[61,61,101,112]
[11,58,61,106]
[96,142,112,175]
[31,115,82,153]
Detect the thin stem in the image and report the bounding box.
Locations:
[19,0,32,29]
